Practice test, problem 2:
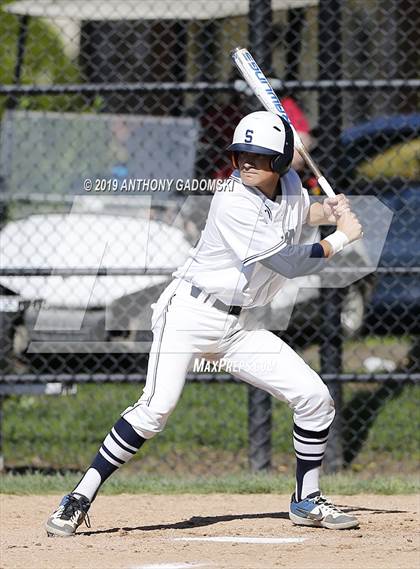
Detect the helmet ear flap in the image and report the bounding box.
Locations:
[270,156,276,172]
[271,154,292,177]
[270,120,294,176]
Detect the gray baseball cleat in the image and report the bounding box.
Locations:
[289,492,359,530]
[46,493,91,537]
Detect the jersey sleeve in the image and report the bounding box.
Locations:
[260,242,327,279]
[214,195,287,267]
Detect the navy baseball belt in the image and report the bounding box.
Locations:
[190,284,242,316]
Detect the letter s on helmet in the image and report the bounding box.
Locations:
[227,111,294,177]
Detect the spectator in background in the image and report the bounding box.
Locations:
[280,97,320,195]
[281,98,311,170]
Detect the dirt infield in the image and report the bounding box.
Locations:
[1,494,418,569]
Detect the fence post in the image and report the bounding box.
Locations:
[248,387,272,471]
[0,396,3,472]
[320,288,344,472]
[0,310,17,473]
[317,0,344,472]
[246,0,274,473]
[0,8,24,471]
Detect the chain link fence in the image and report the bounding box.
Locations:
[0,0,419,476]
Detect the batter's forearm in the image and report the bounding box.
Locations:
[306,202,337,226]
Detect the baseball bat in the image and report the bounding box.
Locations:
[231,47,336,198]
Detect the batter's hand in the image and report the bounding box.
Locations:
[337,210,363,243]
[322,194,351,223]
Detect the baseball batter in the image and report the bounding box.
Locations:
[46,111,362,536]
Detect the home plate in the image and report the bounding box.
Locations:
[173,536,306,544]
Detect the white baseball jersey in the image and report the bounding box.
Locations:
[174,169,310,308]
[123,169,334,441]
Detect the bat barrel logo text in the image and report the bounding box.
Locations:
[243,52,289,123]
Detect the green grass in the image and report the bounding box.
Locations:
[3,382,420,472]
[3,383,249,468]
[1,471,418,495]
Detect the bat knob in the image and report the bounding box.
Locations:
[230,46,243,57]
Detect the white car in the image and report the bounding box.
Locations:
[0,206,192,369]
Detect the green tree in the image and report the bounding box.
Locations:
[0,0,97,116]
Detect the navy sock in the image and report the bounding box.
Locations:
[73,417,146,501]
[293,423,329,501]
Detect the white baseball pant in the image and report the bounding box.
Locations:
[122,278,335,437]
